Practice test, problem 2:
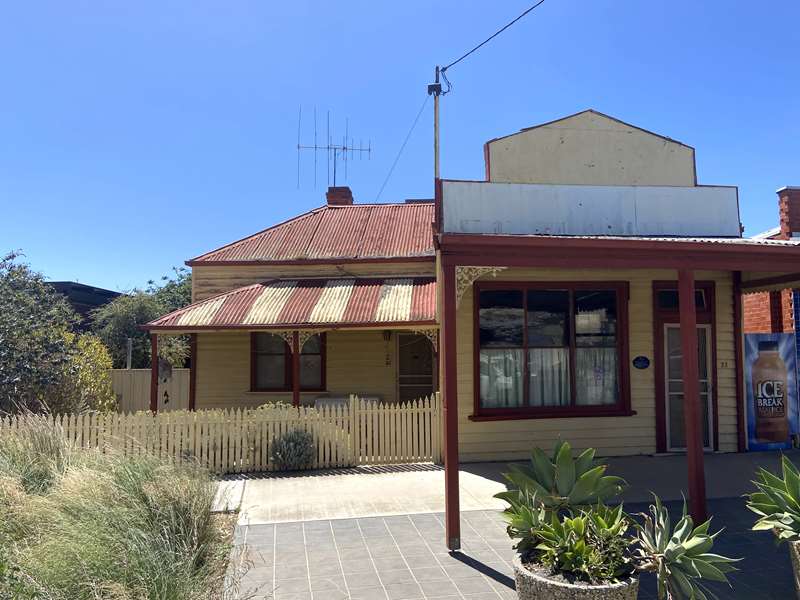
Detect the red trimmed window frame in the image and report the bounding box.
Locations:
[652,280,718,453]
[250,332,327,392]
[470,281,632,421]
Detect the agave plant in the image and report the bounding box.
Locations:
[634,495,738,600]
[495,441,627,513]
[746,454,800,543]
[533,503,635,585]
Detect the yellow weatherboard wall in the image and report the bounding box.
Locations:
[487,110,696,186]
[453,267,736,461]
[194,329,400,410]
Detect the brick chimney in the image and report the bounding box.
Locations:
[326,186,354,206]
[778,186,800,240]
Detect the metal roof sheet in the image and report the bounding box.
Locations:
[190,203,435,263]
[145,277,437,330]
[444,232,800,247]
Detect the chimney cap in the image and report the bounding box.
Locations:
[326,186,354,206]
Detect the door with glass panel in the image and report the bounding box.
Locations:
[397,334,434,403]
[664,324,713,451]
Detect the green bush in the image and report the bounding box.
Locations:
[271,429,315,471]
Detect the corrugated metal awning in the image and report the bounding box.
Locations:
[144,278,437,331]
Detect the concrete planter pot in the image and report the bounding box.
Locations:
[512,555,639,600]
[790,541,800,598]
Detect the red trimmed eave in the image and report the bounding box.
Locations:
[141,319,439,333]
[437,234,800,272]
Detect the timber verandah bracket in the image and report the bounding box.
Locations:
[455,266,507,308]
[275,329,328,352]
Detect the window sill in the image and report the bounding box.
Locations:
[468,409,636,422]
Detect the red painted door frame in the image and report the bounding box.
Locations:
[653,281,718,454]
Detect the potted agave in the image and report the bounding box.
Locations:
[497,442,738,600]
[746,455,800,597]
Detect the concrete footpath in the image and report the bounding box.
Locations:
[215,450,800,525]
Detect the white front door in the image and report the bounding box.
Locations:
[664,324,714,452]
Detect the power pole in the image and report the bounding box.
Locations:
[427,67,442,180]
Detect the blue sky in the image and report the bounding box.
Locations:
[2,1,798,291]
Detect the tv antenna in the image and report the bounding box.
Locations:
[296,106,372,189]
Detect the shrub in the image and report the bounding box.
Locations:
[47,332,116,413]
[271,429,315,471]
[746,454,800,544]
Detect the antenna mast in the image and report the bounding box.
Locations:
[297,107,371,189]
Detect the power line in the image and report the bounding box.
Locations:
[441,0,546,77]
[375,94,430,202]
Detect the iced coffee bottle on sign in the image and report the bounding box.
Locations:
[753,341,790,444]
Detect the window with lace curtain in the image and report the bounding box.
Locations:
[474,282,630,418]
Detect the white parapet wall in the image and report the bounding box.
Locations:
[441,180,741,238]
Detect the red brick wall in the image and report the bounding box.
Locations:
[743,289,795,333]
[742,187,800,334]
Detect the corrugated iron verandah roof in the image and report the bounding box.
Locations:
[144,277,437,331]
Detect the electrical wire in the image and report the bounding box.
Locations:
[375,94,430,202]
[440,0,546,93]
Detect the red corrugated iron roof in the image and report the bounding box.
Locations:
[188,203,435,264]
[144,277,437,330]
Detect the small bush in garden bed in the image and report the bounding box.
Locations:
[0,419,243,599]
[271,429,315,471]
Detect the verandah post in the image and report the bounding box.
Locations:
[442,260,461,550]
[678,268,708,522]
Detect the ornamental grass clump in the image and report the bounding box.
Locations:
[498,444,739,599]
[0,421,243,600]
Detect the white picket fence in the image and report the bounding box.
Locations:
[0,394,442,473]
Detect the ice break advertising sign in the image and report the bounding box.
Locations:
[745,333,798,451]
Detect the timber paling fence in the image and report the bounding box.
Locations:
[0,394,442,474]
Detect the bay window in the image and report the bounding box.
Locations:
[475,282,629,418]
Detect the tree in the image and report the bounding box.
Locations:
[48,332,116,413]
[92,268,192,369]
[0,252,78,412]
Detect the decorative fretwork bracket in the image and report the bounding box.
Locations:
[299,330,326,351]
[276,330,327,353]
[455,266,507,308]
[274,330,295,349]
[413,328,439,353]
